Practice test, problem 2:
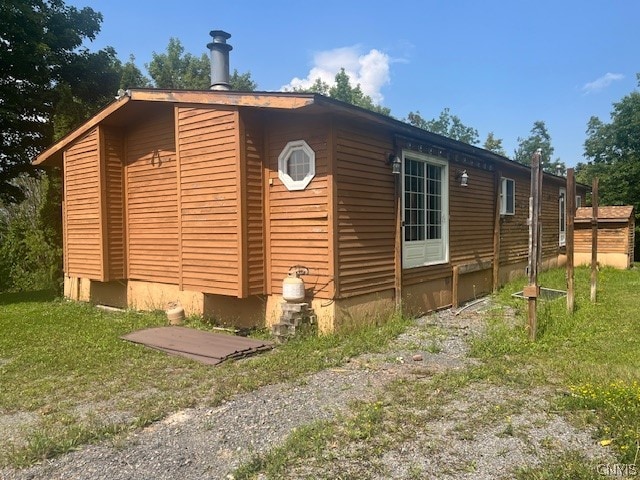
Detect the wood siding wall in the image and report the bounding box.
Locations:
[335,122,395,297]
[126,108,178,284]
[575,222,630,254]
[266,114,331,298]
[449,165,495,266]
[499,170,532,266]
[242,111,265,295]
[176,106,240,296]
[102,127,126,280]
[63,127,102,279]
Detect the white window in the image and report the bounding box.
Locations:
[500,177,515,215]
[576,195,582,208]
[278,140,315,191]
[402,152,449,268]
[559,187,566,246]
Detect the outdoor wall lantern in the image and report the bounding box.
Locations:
[387,153,402,175]
[456,169,469,187]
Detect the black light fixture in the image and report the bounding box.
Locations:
[387,153,402,175]
[456,169,469,187]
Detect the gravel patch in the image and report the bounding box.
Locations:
[1,299,612,479]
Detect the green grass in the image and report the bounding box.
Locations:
[471,265,640,467]
[231,266,640,478]
[0,292,410,468]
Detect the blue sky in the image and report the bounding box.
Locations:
[68,0,640,167]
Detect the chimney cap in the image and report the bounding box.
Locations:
[209,30,232,42]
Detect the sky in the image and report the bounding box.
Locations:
[67,0,640,167]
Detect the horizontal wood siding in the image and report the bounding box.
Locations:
[64,127,102,279]
[499,170,532,266]
[126,108,178,284]
[103,127,126,280]
[267,114,331,298]
[449,165,495,266]
[177,106,239,295]
[575,223,629,253]
[335,122,396,297]
[243,111,265,295]
[541,181,562,259]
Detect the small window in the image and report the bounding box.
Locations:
[559,188,566,246]
[278,140,315,191]
[500,178,515,215]
[576,195,582,208]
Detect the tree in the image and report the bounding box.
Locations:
[0,0,118,203]
[483,132,507,156]
[0,172,62,292]
[576,74,640,257]
[120,55,151,89]
[147,38,210,89]
[229,69,258,91]
[294,69,390,116]
[328,69,391,115]
[406,108,479,145]
[147,38,257,91]
[513,121,553,167]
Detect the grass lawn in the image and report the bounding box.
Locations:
[3,265,640,477]
[230,265,640,479]
[0,291,409,468]
[471,265,640,475]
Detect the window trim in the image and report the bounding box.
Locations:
[278,140,315,191]
[401,151,449,268]
[500,177,516,215]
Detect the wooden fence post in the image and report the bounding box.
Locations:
[566,168,575,313]
[591,178,599,303]
[527,149,542,341]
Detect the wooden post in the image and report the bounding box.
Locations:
[527,149,542,341]
[394,169,402,312]
[452,265,460,309]
[566,168,575,313]
[492,170,502,292]
[591,178,599,303]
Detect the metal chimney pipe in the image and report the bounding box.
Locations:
[207,30,232,91]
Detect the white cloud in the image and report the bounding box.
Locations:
[282,46,391,104]
[582,73,624,94]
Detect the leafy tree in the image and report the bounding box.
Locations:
[0,173,62,292]
[147,38,257,91]
[229,69,258,91]
[294,69,390,115]
[328,69,391,115]
[120,55,151,89]
[483,132,507,156]
[576,74,640,258]
[513,120,565,174]
[0,0,118,203]
[147,38,210,89]
[407,108,479,145]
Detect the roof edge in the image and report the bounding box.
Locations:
[34,95,131,166]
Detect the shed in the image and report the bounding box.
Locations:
[574,206,635,269]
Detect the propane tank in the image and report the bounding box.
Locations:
[282,266,307,303]
[166,302,185,325]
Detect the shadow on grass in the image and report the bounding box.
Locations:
[0,290,58,306]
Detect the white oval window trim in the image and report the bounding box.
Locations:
[278,140,315,191]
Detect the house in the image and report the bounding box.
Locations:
[34,31,586,332]
[574,206,635,269]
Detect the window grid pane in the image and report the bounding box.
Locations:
[404,158,443,242]
[426,164,442,240]
[404,159,425,241]
[287,150,310,181]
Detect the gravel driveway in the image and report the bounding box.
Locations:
[1,300,611,479]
